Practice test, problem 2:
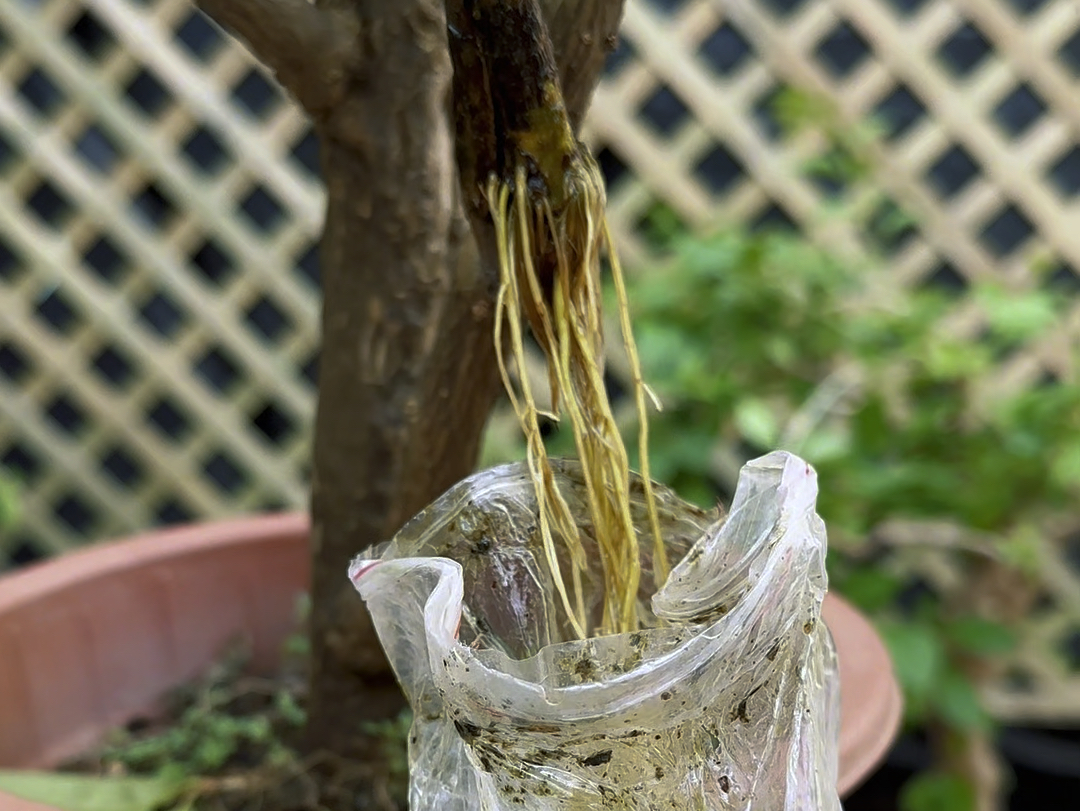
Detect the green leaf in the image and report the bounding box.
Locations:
[838,569,901,613]
[239,714,272,742]
[733,399,779,449]
[1050,440,1080,489]
[977,286,1059,341]
[193,732,236,771]
[999,525,1043,576]
[900,773,975,811]
[281,630,311,660]
[640,201,686,248]
[0,477,20,528]
[0,771,187,811]
[922,338,989,381]
[879,621,945,702]
[945,617,1015,657]
[155,764,190,788]
[798,426,851,465]
[104,733,175,769]
[932,669,990,731]
[275,690,307,727]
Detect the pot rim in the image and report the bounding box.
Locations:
[0,513,309,614]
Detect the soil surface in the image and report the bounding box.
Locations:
[62,635,408,811]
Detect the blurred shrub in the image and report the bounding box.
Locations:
[630,220,1080,535]
[623,209,1080,808]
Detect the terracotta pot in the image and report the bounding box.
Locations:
[0,513,901,810]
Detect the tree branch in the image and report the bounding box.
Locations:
[446,0,624,286]
[196,0,356,116]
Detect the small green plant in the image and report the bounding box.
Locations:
[625,223,861,507]
[98,643,308,805]
[100,687,299,777]
[0,640,310,811]
[0,473,22,561]
[0,770,189,811]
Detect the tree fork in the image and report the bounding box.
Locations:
[195,0,626,762]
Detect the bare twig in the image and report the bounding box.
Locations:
[196,0,356,116]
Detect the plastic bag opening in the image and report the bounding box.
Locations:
[350,451,840,811]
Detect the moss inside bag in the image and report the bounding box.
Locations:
[350,2,841,808]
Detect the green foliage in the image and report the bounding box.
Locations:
[945,617,1016,657]
[933,669,991,732]
[900,773,976,811]
[74,646,308,810]
[0,770,188,811]
[626,225,859,504]
[274,689,307,728]
[876,615,991,731]
[810,287,1076,537]
[620,88,1080,806]
[625,213,1079,733]
[627,92,1080,540]
[879,620,946,718]
[632,227,856,407]
[630,213,1079,529]
[834,568,903,613]
[103,698,286,775]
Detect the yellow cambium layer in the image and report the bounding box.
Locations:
[488,155,668,638]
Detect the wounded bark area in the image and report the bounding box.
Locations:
[197,0,625,761]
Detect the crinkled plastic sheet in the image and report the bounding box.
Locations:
[350,451,840,810]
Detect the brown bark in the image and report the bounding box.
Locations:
[304,0,480,761]
[196,0,625,760]
[196,0,356,115]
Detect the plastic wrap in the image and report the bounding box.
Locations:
[350,451,840,810]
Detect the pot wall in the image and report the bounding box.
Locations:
[0,514,900,809]
[0,514,309,771]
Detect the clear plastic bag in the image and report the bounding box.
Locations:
[350,451,840,810]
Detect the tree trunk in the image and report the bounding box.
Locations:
[197,0,625,761]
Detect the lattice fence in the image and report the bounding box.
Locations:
[0,0,1079,719]
[0,0,322,562]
